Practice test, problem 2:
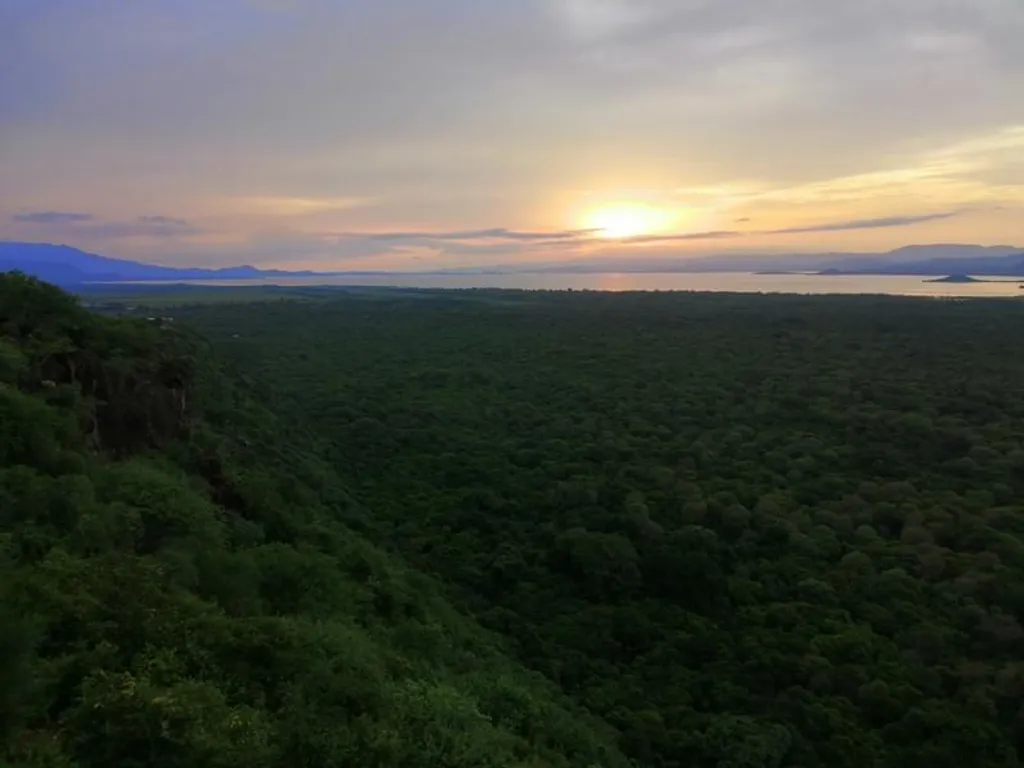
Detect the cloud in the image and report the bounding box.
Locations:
[7,1,1021,187]
[9,210,201,239]
[220,196,373,216]
[619,211,966,244]
[89,217,202,238]
[770,211,963,234]
[138,215,190,226]
[13,211,93,223]
[628,230,743,243]
[324,226,605,262]
[319,208,975,259]
[1,0,1022,268]
[351,227,599,243]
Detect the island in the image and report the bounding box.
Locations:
[925,274,982,283]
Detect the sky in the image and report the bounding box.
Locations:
[2,0,1023,271]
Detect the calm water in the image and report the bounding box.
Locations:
[160,272,1024,298]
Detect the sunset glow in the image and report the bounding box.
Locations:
[582,203,674,239]
[1,2,1021,270]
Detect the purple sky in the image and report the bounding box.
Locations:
[2,0,1022,270]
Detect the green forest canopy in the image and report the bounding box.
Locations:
[0,274,627,768]
[5,275,1024,767]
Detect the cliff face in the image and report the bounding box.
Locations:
[1,272,197,454]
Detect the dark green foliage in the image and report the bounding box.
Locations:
[0,275,627,768]
[173,288,1024,767]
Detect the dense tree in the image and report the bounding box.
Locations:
[1,274,627,767]
[164,286,1024,767]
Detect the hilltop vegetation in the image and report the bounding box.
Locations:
[0,273,628,768]
[173,288,1024,768]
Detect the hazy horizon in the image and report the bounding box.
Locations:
[3,1,1022,271]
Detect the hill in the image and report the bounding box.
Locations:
[0,242,326,285]
[883,244,1022,261]
[823,250,1024,277]
[0,273,630,767]
[925,274,983,283]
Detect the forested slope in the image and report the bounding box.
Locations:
[0,274,630,768]
[177,289,1024,768]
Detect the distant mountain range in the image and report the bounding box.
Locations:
[0,242,336,285]
[506,244,1024,276]
[3,240,1024,284]
[817,245,1024,276]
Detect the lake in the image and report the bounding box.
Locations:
[159,272,1024,298]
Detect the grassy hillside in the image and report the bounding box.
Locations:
[0,273,630,768]
[174,289,1024,768]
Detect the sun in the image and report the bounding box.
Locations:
[582,203,670,239]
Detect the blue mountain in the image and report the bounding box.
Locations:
[821,248,1024,276]
[0,242,326,285]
